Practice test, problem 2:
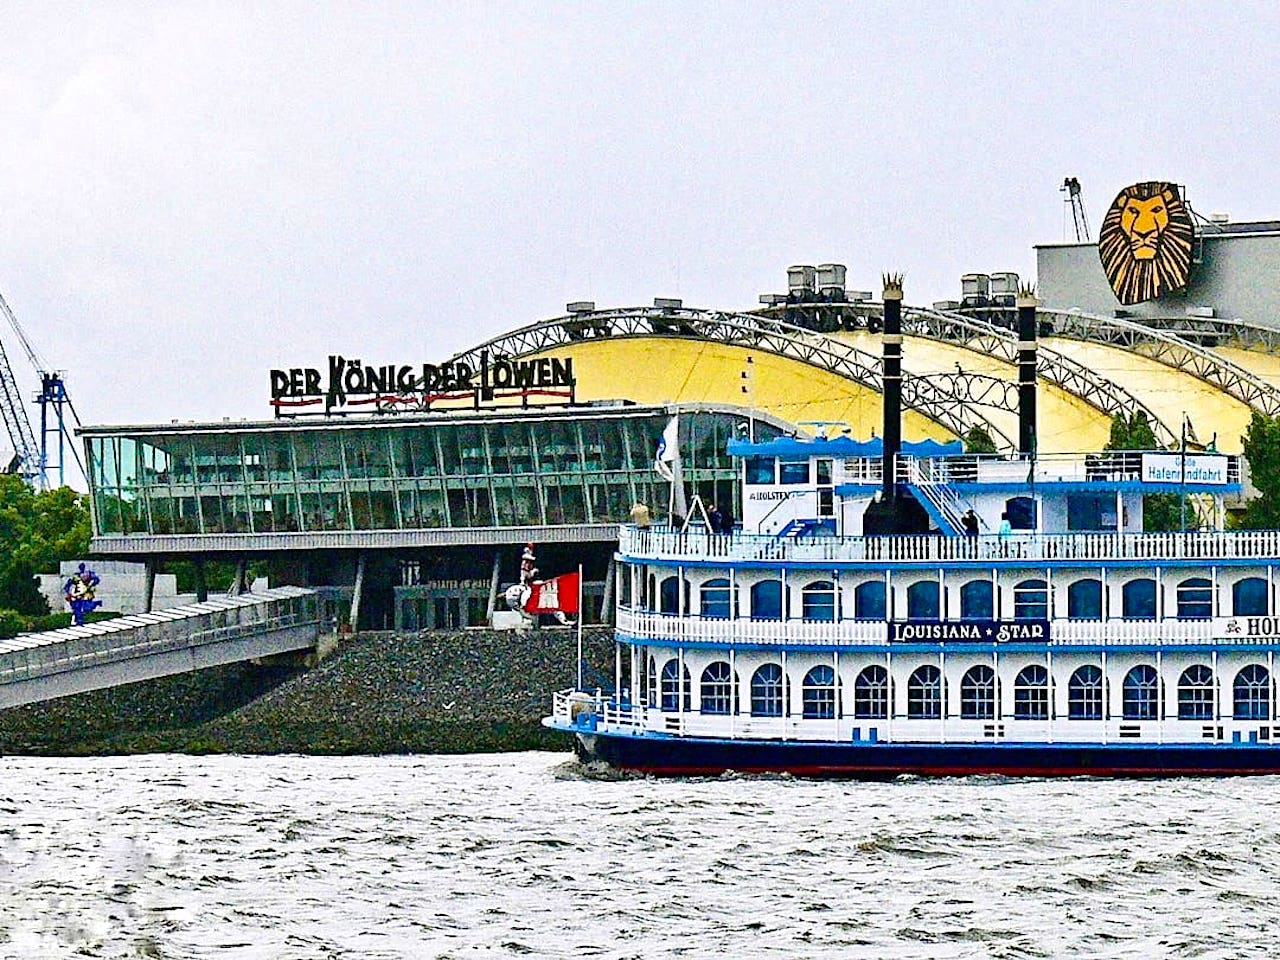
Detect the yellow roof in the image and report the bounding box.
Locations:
[1043,337,1251,453]
[511,324,1256,454]
[529,337,953,442]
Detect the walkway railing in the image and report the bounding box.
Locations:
[0,586,320,692]
[620,526,1280,566]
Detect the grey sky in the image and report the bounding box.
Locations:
[1,1,1277,437]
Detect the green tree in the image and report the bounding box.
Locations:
[1104,411,1180,532]
[1106,410,1159,451]
[1239,412,1280,529]
[962,425,998,455]
[0,476,92,614]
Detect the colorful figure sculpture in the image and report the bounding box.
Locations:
[64,563,102,626]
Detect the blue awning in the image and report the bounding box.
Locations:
[727,436,964,458]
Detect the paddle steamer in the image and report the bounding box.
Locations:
[544,287,1280,776]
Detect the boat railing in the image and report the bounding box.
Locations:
[617,608,1264,647]
[550,688,650,732]
[619,526,1280,565]
[617,609,888,645]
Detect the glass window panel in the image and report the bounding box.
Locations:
[1068,579,1103,619]
[1234,578,1269,616]
[778,458,808,485]
[960,580,994,619]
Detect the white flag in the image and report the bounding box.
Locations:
[654,416,679,481]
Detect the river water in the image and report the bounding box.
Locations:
[1,752,1277,959]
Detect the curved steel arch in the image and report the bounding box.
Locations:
[970,306,1280,418]
[448,307,1016,449]
[759,301,1179,448]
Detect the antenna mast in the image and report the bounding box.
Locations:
[1061,177,1091,242]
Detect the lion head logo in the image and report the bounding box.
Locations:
[1097,181,1195,305]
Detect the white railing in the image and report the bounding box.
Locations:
[617,609,887,645]
[548,689,1271,746]
[900,456,968,532]
[834,452,1241,487]
[615,608,1258,647]
[620,526,1280,566]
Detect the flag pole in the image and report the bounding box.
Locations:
[576,563,584,691]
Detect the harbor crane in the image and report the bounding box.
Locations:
[0,289,84,489]
[1062,176,1091,242]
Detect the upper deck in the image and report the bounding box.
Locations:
[619,526,1280,569]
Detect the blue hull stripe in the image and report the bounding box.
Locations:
[565,727,1280,778]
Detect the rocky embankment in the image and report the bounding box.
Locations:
[0,628,614,756]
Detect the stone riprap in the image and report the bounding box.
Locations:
[0,628,613,756]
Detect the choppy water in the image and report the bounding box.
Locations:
[2,753,1278,959]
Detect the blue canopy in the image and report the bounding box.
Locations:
[726,436,965,458]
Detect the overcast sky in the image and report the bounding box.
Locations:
[1,1,1278,443]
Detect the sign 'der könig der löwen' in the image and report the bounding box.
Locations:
[269,352,576,417]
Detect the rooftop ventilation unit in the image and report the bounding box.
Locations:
[960,273,990,308]
[816,263,847,300]
[1209,212,1230,224]
[989,272,1020,307]
[787,265,816,297]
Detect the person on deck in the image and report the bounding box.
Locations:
[629,502,651,529]
[707,503,724,535]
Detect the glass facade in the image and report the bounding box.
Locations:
[85,408,765,537]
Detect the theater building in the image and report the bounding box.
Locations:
[83,399,781,630]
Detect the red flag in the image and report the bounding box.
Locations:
[523,572,580,615]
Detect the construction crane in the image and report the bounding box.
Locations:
[1061,176,1091,242]
[0,289,85,489]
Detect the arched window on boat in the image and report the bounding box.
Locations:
[1233,577,1269,617]
[960,665,996,719]
[1175,578,1213,620]
[1177,665,1215,720]
[1013,665,1050,720]
[801,580,839,621]
[660,658,691,712]
[907,665,943,719]
[1121,579,1158,620]
[700,661,736,715]
[1122,664,1160,720]
[1013,579,1049,621]
[959,580,994,620]
[699,578,737,620]
[647,656,658,708]
[620,568,633,608]
[1004,496,1036,531]
[801,665,838,719]
[750,663,787,717]
[1234,665,1271,720]
[854,581,887,621]
[906,581,941,621]
[1067,578,1104,620]
[853,665,889,719]
[659,576,682,615]
[750,579,785,621]
[1067,665,1104,720]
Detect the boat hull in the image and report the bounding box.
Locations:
[569,728,1280,778]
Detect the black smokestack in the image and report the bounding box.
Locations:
[881,274,904,502]
[1017,288,1038,456]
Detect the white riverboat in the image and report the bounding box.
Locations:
[544,289,1280,776]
